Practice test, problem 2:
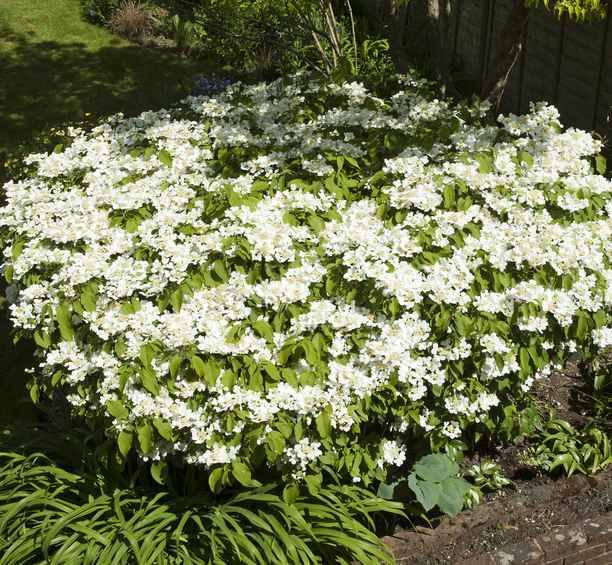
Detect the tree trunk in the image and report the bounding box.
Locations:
[385,0,409,72]
[481,0,529,109]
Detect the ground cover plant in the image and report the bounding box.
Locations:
[1,71,611,499]
[0,446,402,564]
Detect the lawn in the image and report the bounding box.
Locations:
[0,0,213,157]
[0,0,215,423]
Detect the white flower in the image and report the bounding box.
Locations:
[377,440,407,469]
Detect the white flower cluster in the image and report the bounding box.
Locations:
[1,75,610,482]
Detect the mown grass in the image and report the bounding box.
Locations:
[0,0,214,157]
[0,0,217,422]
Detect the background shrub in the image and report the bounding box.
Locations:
[108,1,154,39]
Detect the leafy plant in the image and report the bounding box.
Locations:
[518,418,612,476]
[466,458,512,492]
[576,352,612,430]
[80,0,121,23]
[378,454,472,517]
[108,0,154,39]
[407,454,472,517]
[0,446,403,565]
[170,13,202,53]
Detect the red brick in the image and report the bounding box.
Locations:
[563,545,608,563]
[538,531,586,559]
[584,550,612,565]
[583,519,612,546]
[492,539,544,564]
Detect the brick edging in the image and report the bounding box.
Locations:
[459,513,612,565]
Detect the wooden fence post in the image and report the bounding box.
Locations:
[592,8,611,130]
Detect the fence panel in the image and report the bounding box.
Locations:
[450,0,612,137]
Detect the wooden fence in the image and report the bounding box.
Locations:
[406,1,612,137]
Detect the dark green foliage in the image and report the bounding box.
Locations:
[377,454,472,517]
[519,417,612,476]
[80,0,121,23]
[0,427,404,565]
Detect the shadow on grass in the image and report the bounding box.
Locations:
[0,22,215,156]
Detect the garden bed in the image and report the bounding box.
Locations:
[385,364,612,564]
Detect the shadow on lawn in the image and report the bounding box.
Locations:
[0,23,213,156]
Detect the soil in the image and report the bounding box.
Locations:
[385,361,612,564]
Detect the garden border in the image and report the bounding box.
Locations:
[384,469,612,564]
[459,513,612,565]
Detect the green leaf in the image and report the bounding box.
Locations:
[158,149,173,167]
[55,302,75,341]
[169,354,182,379]
[595,155,607,175]
[267,431,286,455]
[80,288,97,312]
[170,289,183,311]
[316,410,331,439]
[436,477,470,516]
[107,400,129,420]
[208,467,224,494]
[231,461,252,487]
[575,313,589,340]
[125,217,140,233]
[376,482,396,500]
[212,259,229,282]
[139,344,155,367]
[51,370,63,385]
[518,150,534,168]
[153,418,174,441]
[151,461,167,485]
[115,338,128,358]
[29,383,39,403]
[413,454,459,482]
[407,474,442,511]
[4,265,13,283]
[276,421,293,439]
[140,366,160,395]
[117,431,133,457]
[33,330,52,349]
[137,422,153,453]
[443,185,455,208]
[282,483,300,504]
[252,320,274,342]
[475,153,493,173]
[519,347,531,376]
[304,473,322,495]
[190,354,207,377]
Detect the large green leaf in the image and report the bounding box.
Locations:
[413,454,458,482]
[407,474,442,511]
[436,478,471,516]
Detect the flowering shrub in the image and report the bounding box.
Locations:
[1,75,611,492]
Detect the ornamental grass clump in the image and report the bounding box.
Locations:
[1,74,611,493]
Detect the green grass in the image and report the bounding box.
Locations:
[0,0,214,157]
[0,0,218,423]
